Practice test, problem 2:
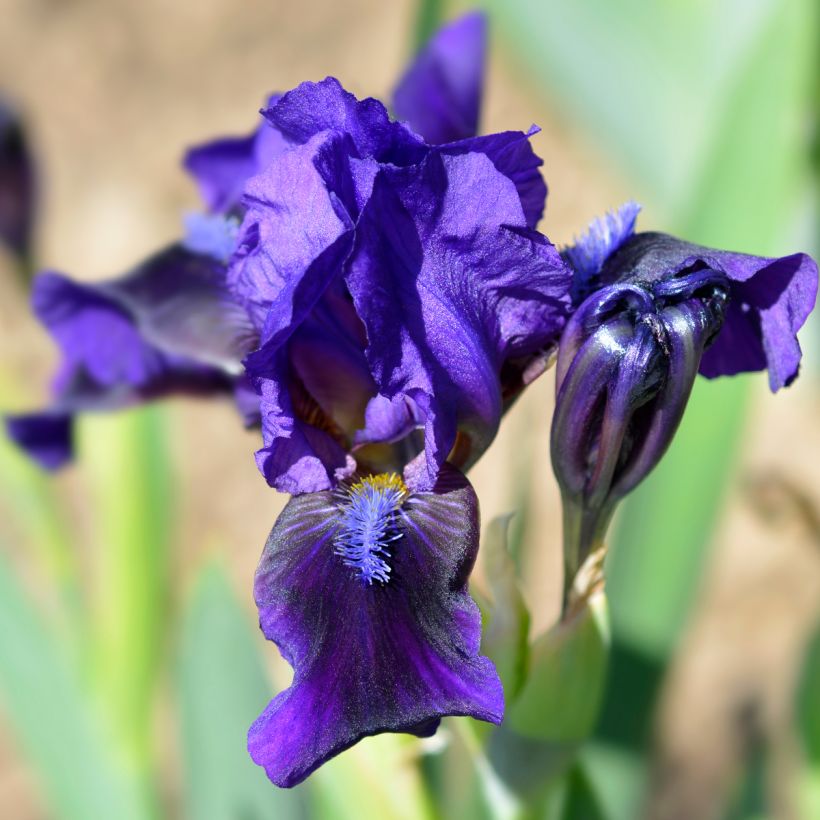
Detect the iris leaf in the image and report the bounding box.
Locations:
[177,562,308,820]
[478,514,530,698]
[80,406,172,779]
[507,590,609,743]
[0,543,152,820]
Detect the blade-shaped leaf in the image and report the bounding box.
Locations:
[479,515,530,698]
[177,562,308,820]
[80,407,173,771]
[508,590,609,743]
[0,545,152,820]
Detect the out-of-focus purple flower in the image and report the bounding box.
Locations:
[249,466,503,787]
[183,95,287,215]
[6,245,258,468]
[552,203,818,583]
[229,77,569,495]
[0,100,35,260]
[393,11,487,145]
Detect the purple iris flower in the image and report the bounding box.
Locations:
[6,243,258,469]
[0,100,35,261]
[553,202,818,583]
[183,94,288,216]
[229,76,566,496]
[231,64,570,783]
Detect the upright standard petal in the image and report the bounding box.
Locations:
[393,11,487,145]
[346,151,570,488]
[230,78,564,493]
[249,466,503,787]
[262,78,426,165]
[184,97,288,214]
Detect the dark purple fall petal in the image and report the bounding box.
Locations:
[249,465,503,787]
[393,11,487,145]
[5,246,257,468]
[5,412,72,470]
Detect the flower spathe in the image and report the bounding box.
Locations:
[249,464,503,788]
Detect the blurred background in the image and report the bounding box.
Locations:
[0,0,818,818]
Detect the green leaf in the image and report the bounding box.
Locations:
[310,733,436,820]
[578,742,647,820]
[508,591,610,743]
[177,562,307,820]
[0,544,151,820]
[606,375,748,659]
[479,515,530,698]
[559,764,607,820]
[80,407,173,772]
[797,622,820,765]
[0,369,80,628]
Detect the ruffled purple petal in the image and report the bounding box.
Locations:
[443,128,548,229]
[393,11,486,145]
[248,465,503,787]
[249,344,354,494]
[184,99,287,214]
[345,151,571,488]
[262,77,426,165]
[230,131,360,331]
[0,100,35,258]
[694,250,817,391]
[5,412,72,470]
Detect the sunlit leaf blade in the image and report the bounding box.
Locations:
[0,370,79,626]
[578,742,647,820]
[508,590,609,742]
[0,545,151,820]
[310,733,436,820]
[605,376,748,658]
[479,515,530,698]
[177,563,308,820]
[797,623,820,766]
[80,406,172,773]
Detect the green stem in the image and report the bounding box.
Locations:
[413,0,444,52]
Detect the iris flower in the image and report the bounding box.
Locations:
[231,65,573,782]
[552,202,818,581]
[5,243,258,468]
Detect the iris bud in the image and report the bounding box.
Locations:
[551,244,729,598]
